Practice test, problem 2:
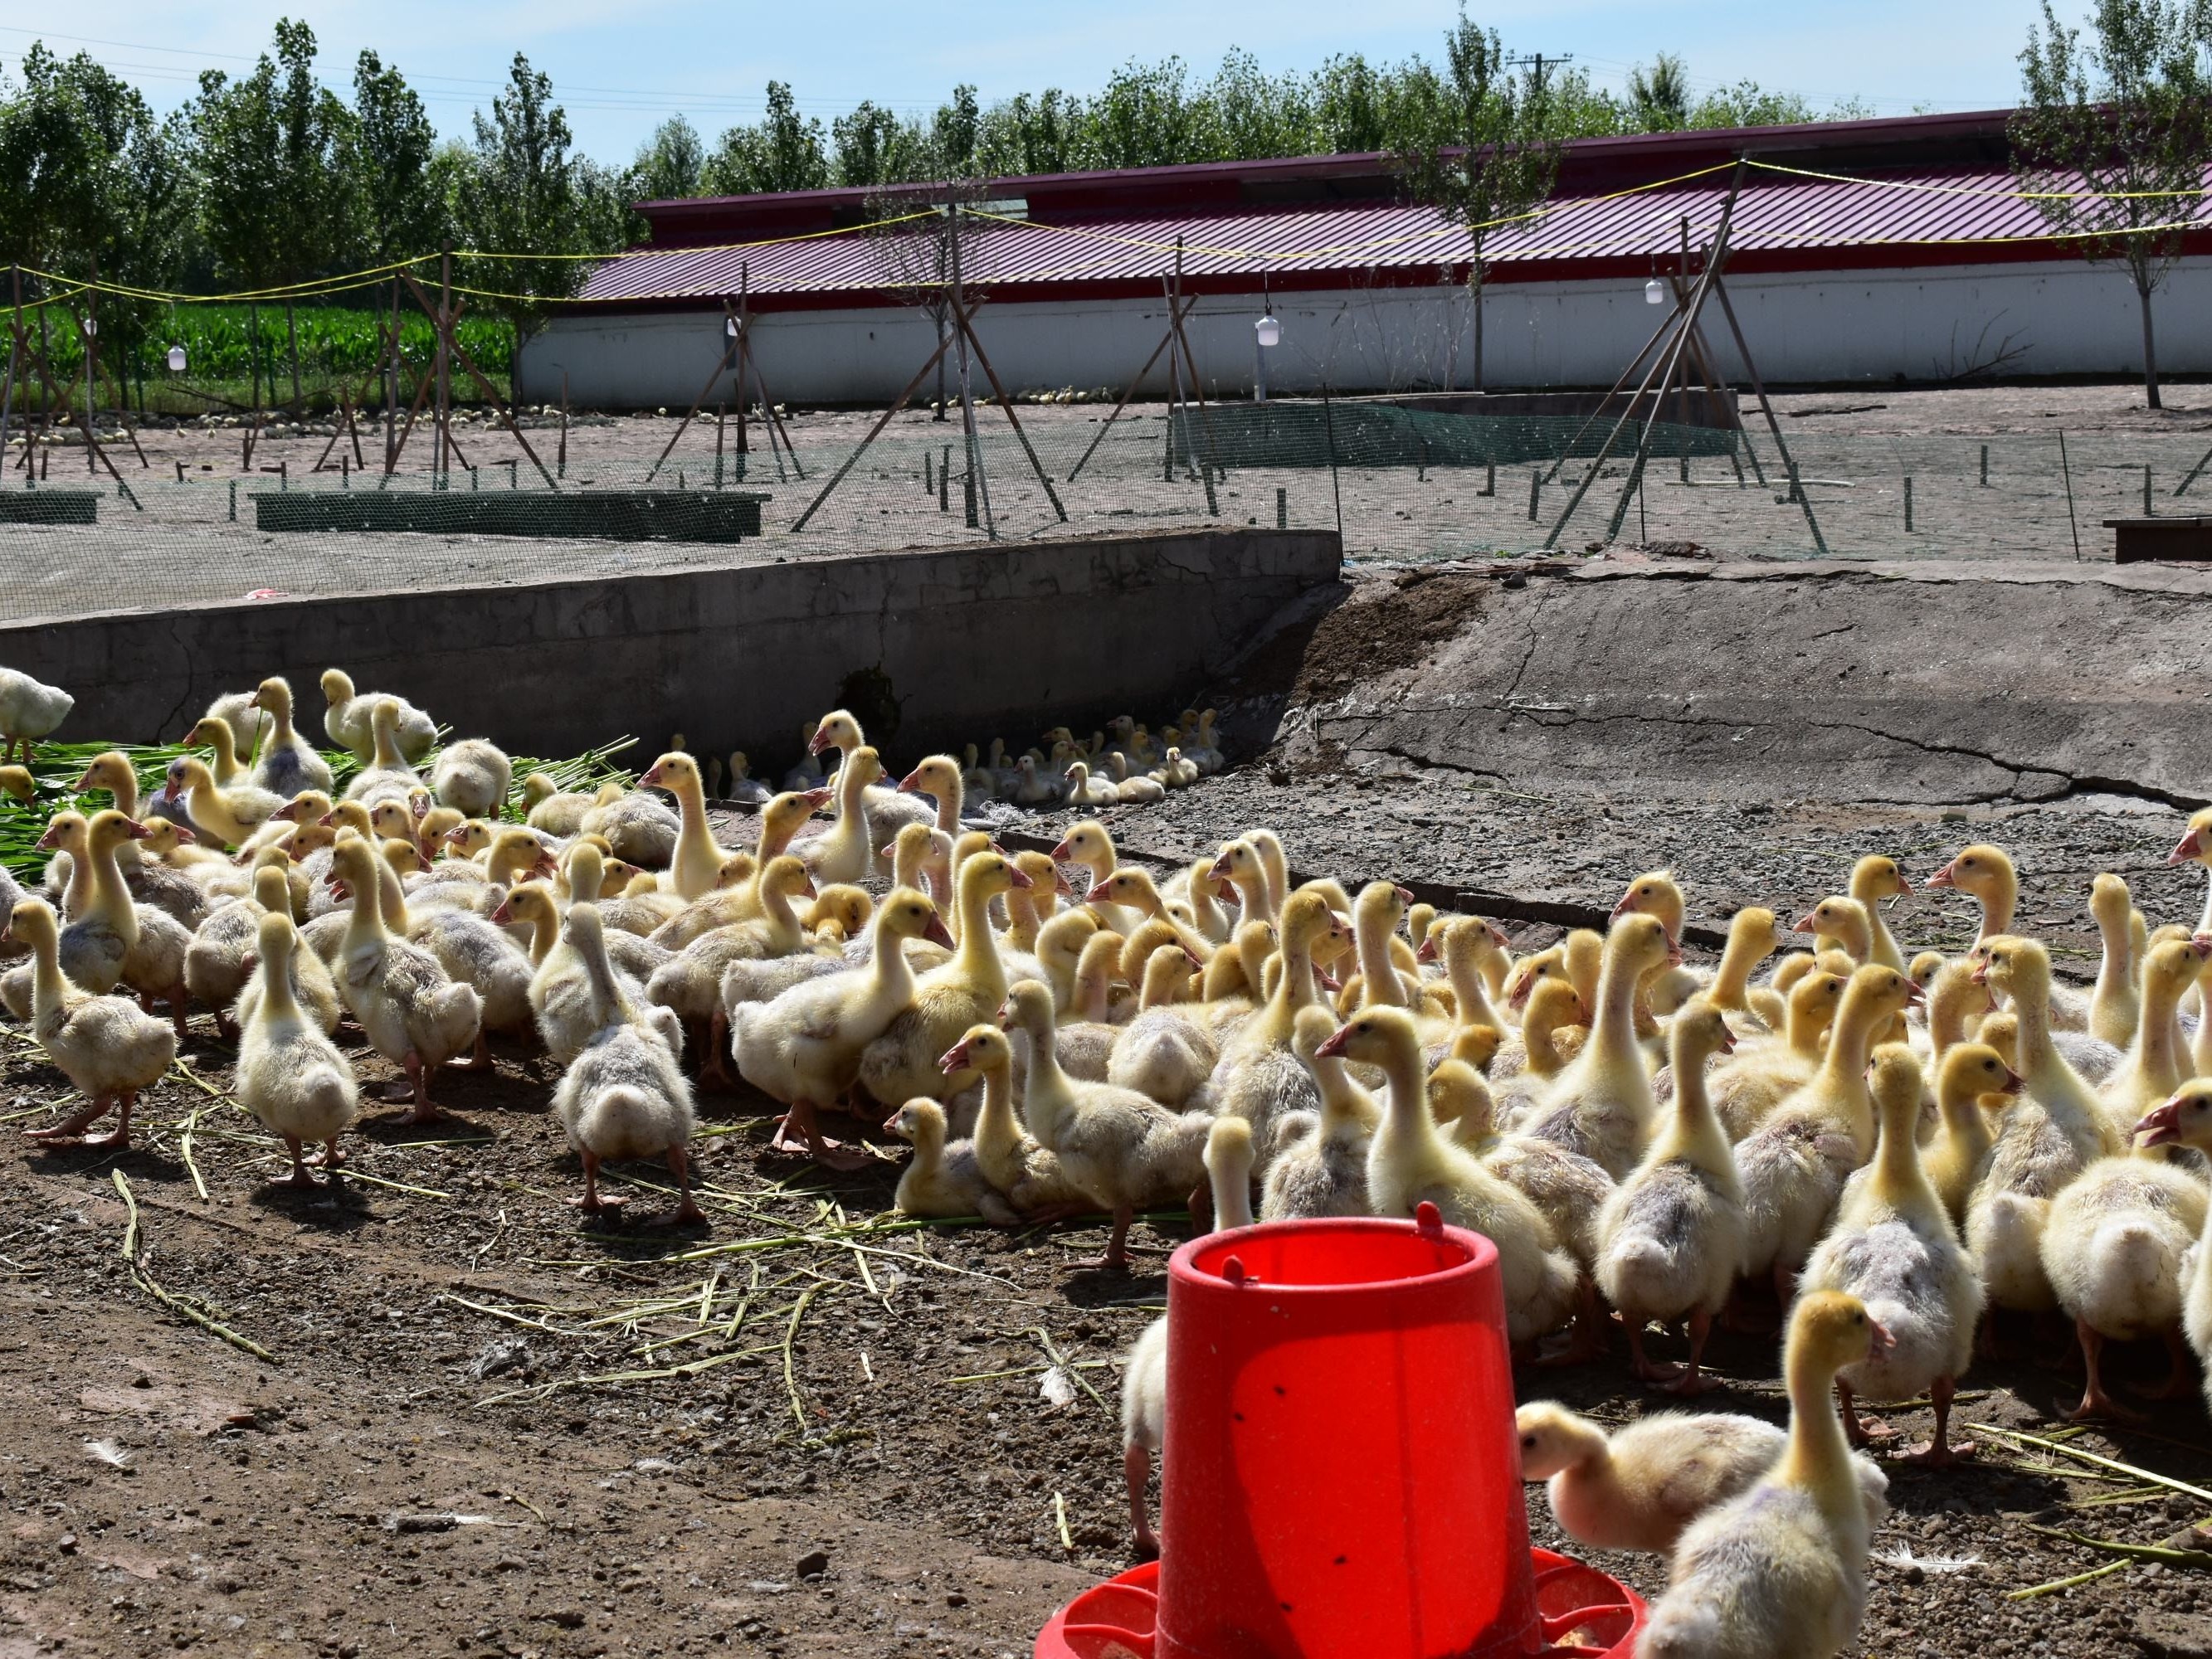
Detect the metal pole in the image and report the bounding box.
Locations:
[1321,381,1343,542]
[437,244,452,483]
[83,253,97,473]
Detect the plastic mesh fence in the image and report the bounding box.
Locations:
[2,400,2204,624]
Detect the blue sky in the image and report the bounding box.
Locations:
[5,1,2056,160]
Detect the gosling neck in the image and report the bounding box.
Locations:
[1374,1033,1438,1161]
[84,830,137,937]
[951,873,1007,995]
[973,1062,1018,1155]
[258,938,306,1024]
[1777,1340,1857,1513]
[203,722,242,783]
[865,912,919,1010]
[1259,922,1319,1039]
[2131,970,2186,1096]
[522,905,558,966]
[1709,925,1766,1010]
[1313,1053,1374,1133]
[1977,870,2017,942]
[1586,939,1648,1075]
[370,713,407,774]
[1355,902,1409,1010]
[1853,884,1905,972]
[266,691,300,749]
[1869,1099,1940,1219]
[1444,937,1503,1032]
[1656,1038,1732,1174]
[1019,1006,1076,1139]
[28,924,68,1018]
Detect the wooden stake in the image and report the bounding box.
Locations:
[792,326,962,533]
[1065,294,1196,483]
[1708,272,1825,553]
[948,295,1065,521]
[437,244,452,480]
[946,204,993,538]
[398,271,555,489]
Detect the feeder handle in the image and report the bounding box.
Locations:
[1415,1201,1444,1242]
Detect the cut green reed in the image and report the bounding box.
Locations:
[0,733,639,880]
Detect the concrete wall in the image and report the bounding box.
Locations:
[0,528,1340,768]
[519,256,2212,409]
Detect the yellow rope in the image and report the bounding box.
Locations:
[1747,157,2212,202]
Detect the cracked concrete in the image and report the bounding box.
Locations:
[1251,558,2212,810]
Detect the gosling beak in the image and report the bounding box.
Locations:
[157,781,180,805]
[1055,871,1074,898]
[797,877,818,900]
[1205,855,1230,882]
[1904,978,1927,1008]
[1182,945,1203,969]
[2002,1068,2026,1095]
[2171,829,2204,866]
[71,767,96,791]
[897,769,923,794]
[639,762,666,789]
[1970,961,1990,986]
[1925,861,1959,888]
[1394,885,1415,907]
[1314,1024,1354,1059]
[801,787,832,810]
[1415,937,1439,963]
[329,879,352,901]
[1485,921,1511,949]
[1865,1316,1897,1360]
[1006,865,1035,892]
[172,825,197,844]
[807,727,833,756]
[1791,911,1819,934]
[124,819,153,841]
[923,916,956,950]
[1048,837,1076,864]
[1214,879,1236,902]
[1610,894,1635,922]
[2139,1096,2185,1146]
[1665,939,1684,967]
[1718,1027,1738,1055]
[33,826,58,850]
[938,1039,972,1075]
[318,810,339,828]
[1891,876,1915,896]
[995,1000,1013,1027]
[490,900,513,925]
[273,800,300,822]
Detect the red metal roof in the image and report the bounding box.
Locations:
[576,156,2212,314]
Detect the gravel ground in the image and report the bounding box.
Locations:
[9,383,2212,625]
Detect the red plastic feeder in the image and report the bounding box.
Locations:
[1035,1206,1647,1659]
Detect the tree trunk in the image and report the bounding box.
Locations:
[285,301,302,411]
[249,301,261,415]
[2137,276,2161,411]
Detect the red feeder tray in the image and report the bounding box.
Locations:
[1034,1206,1648,1659]
[1035,1550,1645,1658]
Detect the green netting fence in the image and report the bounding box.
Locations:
[2,397,2205,625]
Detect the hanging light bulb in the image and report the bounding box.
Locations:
[166,344,188,373]
[1255,313,1281,348]
[1644,275,1665,305]
[725,315,739,338]
[81,314,97,336]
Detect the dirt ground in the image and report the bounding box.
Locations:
[8,744,2212,1659]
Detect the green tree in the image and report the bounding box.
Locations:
[834,101,932,186]
[352,50,442,262]
[1197,48,1316,159]
[931,85,982,177]
[0,46,188,413]
[977,90,1084,176]
[453,53,597,343]
[632,114,704,201]
[1084,59,1200,168]
[704,82,831,194]
[1629,53,1690,129]
[1396,10,1563,391]
[2014,0,2209,407]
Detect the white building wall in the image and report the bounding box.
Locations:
[519,255,2212,408]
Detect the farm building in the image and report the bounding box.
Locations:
[518,109,2212,409]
